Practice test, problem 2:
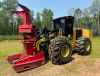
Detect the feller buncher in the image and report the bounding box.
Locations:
[7,4,92,72]
[39,16,92,64]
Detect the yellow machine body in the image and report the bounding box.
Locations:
[72,28,92,48]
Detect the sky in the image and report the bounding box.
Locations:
[18,0,93,18]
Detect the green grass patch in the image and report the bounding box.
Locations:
[0,35,21,41]
[91,37,100,58]
[0,40,23,57]
[0,37,100,58]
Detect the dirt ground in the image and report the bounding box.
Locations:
[0,55,100,76]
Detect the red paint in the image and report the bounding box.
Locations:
[7,4,45,72]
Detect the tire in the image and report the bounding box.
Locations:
[78,38,92,55]
[49,36,72,65]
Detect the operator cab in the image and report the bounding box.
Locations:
[53,16,74,37]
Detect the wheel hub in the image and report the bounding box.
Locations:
[61,46,70,58]
[86,44,90,52]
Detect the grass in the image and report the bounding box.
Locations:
[0,35,18,41]
[0,40,23,58]
[0,37,100,58]
[91,37,100,58]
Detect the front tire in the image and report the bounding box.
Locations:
[49,36,72,65]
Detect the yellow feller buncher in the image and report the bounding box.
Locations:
[38,16,92,64]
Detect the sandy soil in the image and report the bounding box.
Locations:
[0,55,100,76]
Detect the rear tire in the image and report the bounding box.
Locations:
[49,36,72,65]
[78,38,92,55]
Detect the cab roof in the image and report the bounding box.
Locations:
[53,16,74,21]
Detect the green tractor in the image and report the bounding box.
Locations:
[36,16,92,65]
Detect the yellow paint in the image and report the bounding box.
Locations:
[36,37,46,51]
[82,29,91,39]
[71,28,92,48]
